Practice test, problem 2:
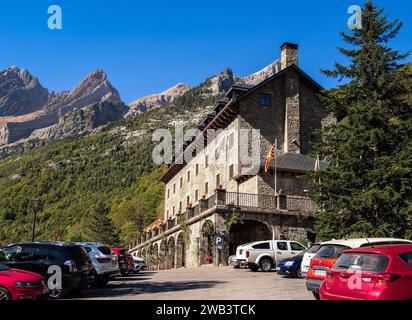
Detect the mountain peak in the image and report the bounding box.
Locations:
[241,60,281,85]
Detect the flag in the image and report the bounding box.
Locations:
[264,143,276,173]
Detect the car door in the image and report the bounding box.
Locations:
[290,242,306,257]
[275,241,289,262]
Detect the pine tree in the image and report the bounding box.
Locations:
[313,0,412,239]
[84,201,117,245]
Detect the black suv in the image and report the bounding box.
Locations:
[0,242,91,298]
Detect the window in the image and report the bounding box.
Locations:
[180,177,183,188]
[205,182,209,195]
[308,244,321,254]
[400,252,412,268]
[167,189,170,199]
[196,164,199,176]
[315,245,350,259]
[173,206,175,215]
[179,201,182,213]
[186,196,190,206]
[252,242,270,249]
[98,246,111,255]
[228,132,235,149]
[205,155,209,168]
[195,189,199,202]
[173,184,176,194]
[335,253,389,272]
[1,246,20,261]
[259,93,272,106]
[229,164,234,179]
[277,242,288,251]
[290,242,306,251]
[216,174,221,187]
[187,171,190,182]
[19,245,48,261]
[215,148,220,160]
[166,210,169,219]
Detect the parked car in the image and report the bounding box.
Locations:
[300,243,321,278]
[320,244,412,300]
[235,243,252,269]
[306,238,412,299]
[111,248,133,276]
[132,256,146,273]
[276,250,306,278]
[0,242,91,298]
[237,240,307,272]
[0,262,49,301]
[75,242,119,287]
[228,255,238,268]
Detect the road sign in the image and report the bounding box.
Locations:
[215,235,224,249]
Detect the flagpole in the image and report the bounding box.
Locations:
[274,139,277,196]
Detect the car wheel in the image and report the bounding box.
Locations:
[49,288,67,299]
[89,269,99,288]
[250,265,259,272]
[0,287,11,301]
[260,259,273,272]
[312,292,320,300]
[297,269,302,279]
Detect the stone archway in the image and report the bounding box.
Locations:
[176,232,186,268]
[200,220,215,265]
[228,219,272,255]
[159,239,168,270]
[167,237,175,269]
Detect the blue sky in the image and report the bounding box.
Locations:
[0,0,411,103]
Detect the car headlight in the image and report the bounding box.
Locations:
[15,281,40,289]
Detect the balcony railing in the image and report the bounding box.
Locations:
[225,192,277,209]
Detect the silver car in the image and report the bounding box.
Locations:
[132,256,146,273]
[75,242,119,287]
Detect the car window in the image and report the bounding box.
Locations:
[19,245,48,261]
[308,244,321,254]
[0,263,9,271]
[1,246,20,261]
[252,242,270,250]
[277,242,288,251]
[84,247,92,253]
[290,242,306,251]
[98,246,112,255]
[335,253,389,272]
[315,245,350,259]
[360,241,412,247]
[399,252,412,268]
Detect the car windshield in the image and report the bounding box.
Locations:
[0,263,9,271]
[315,245,350,259]
[308,244,321,254]
[335,253,389,272]
[98,246,112,255]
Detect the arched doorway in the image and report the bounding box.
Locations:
[200,220,214,265]
[167,237,175,269]
[228,219,272,255]
[176,232,186,268]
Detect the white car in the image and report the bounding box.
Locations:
[132,256,146,273]
[300,243,321,278]
[76,242,119,287]
[236,240,307,272]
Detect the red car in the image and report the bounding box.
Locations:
[0,263,49,301]
[320,244,412,300]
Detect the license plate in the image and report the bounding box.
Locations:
[314,270,326,277]
[285,261,294,266]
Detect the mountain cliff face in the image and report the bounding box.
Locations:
[241,60,281,85]
[0,67,49,117]
[127,83,190,117]
[0,68,121,147]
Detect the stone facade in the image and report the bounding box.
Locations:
[130,42,328,269]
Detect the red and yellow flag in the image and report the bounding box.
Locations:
[264,143,276,173]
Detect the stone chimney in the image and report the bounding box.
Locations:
[280,42,298,70]
[281,43,300,154]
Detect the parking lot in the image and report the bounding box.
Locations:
[72,266,314,300]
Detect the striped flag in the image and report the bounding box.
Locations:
[264,143,276,173]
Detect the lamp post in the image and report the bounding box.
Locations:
[30,198,40,242]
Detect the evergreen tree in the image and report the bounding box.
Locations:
[313,0,412,239]
[84,201,117,245]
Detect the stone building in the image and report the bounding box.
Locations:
[129,43,329,269]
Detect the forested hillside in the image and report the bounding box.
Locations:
[0,69,233,246]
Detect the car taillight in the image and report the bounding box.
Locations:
[246,251,250,258]
[97,258,112,263]
[64,260,77,273]
[370,273,401,285]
